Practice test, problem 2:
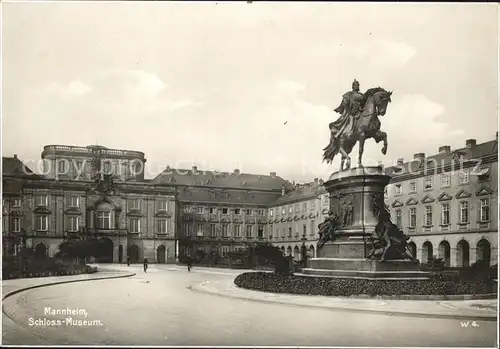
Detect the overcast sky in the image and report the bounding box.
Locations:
[2,2,498,182]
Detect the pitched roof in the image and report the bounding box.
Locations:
[2,157,37,177]
[384,139,498,177]
[177,186,283,206]
[270,181,327,206]
[151,167,294,192]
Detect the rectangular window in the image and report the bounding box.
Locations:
[409,208,416,227]
[12,218,21,232]
[460,201,469,224]
[409,181,417,193]
[35,215,48,231]
[303,224,307,236]
[157,219,167,234]
[441,203,450,225]
[424,177,433,190]
[258,226,264,238]
[311,200,316,210]
[67,216,79,232]
[395,209,402,227]
[129,199,140,210]
[159,200,168,211]
[310,221,315,235]
[288,227,292,237]
[480,199,490,222]
[323,195,329,206]
[222,224,229,237]
[303,202,308,211]
[281,207,286,215]
[196,207,203,214]
[222,208,228,215]
[35,195,48,207]
[258,209,265,216]
[424,206,433,226]
[209,207,217,214]
[68,196,80,208]
[441,173,451,187]
[269,224,273,238]
[184,223,192,237]
[97,211,111,229]
[196,224,204,237]
[234,224,241,237]
[13,199,22,207]
[246,209,253,215]
[288,206,293,213]
[210,224,217,237]
[295,204,300,213]
[269,209,274,217]
[246,225,252,238]
[129,218,140,233]
[395,184,402,196]
[459,169,470,184]
[234,208,241,215]
[58,160,66,173]
[103,161,112,174]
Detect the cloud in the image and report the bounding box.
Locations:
[28,69,200,115]
[384,93,464,140]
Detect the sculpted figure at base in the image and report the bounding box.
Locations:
[323,79,393,171]
[367,199,415,261]
[317,211,339,249]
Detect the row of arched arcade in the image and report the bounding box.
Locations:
[407,238,494,267]
[32,238,172,264]
[276,245,316,261]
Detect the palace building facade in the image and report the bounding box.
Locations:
[385,136,498,267]
[2,135,498,266]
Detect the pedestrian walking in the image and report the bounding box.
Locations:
[187,254,192,272]
[143,258,148,273]
[127,256,130,267]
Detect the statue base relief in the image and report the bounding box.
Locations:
[303,166,429,280]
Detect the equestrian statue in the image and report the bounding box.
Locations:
[323,79,392,171]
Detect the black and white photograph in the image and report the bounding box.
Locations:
[1,1,498,347]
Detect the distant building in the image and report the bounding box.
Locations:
[150,166,293,258]
[266,179,329,260]
[384,136,498,267]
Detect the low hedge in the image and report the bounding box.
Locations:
[234,272,497,297]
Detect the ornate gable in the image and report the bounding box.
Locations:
[475,186,493,196]
[391,200,403,208]
[437,192,453,201]
[405,197,418,206]
[455,189,471,199]
[421,195,435,204]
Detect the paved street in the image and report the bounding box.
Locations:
[2,265,498,347]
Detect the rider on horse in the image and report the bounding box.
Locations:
[330,79,364,141]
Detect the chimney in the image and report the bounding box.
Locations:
[314,178,319,185]
[438,146,451,154]
[13,154,17,159]
[466,139,476,148]
[192,166,198,174]
[413,153,425,161]
[396,158,404,165]
[270,172,276,177]
[234,169,240,175]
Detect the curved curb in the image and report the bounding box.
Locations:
[234,286,498,301]
[2,271,136,301]
[189,282,497,322]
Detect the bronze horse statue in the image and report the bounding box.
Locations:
[323,87,393,171]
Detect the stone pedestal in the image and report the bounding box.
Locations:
[302,167,429,280]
